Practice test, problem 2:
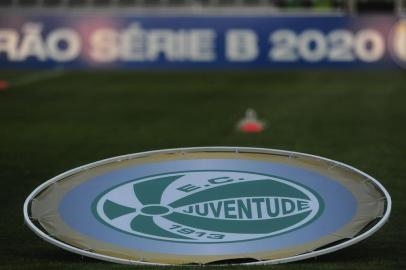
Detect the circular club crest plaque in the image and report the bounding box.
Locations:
[24,147,391,265]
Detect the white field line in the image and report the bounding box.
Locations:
[11,69,67,87]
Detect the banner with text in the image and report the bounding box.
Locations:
[0,15,405,69]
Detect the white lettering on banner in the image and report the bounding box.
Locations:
[0,22,391,65]
[121,24,146,61]
[90,29,120,62]
[269,29,385,63]
[0,23,81,62]
[226,30,259,61]
[46,29,81,62]
[18,23,47,61]
[0,30,19,60]
[190,30,215,61]
[147,30,177,61]
[354,30,385,62]
[298,30,328,62]
[269,30,298,62]
[328,30,355,62]
[90,23,216,62]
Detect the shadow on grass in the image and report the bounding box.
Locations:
[15,241,381,266]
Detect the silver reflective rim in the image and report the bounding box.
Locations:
[23,146,392,265]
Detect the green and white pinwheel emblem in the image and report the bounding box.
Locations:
[93,171,323,243]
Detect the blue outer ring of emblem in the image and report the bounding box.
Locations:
[59,159,357,256]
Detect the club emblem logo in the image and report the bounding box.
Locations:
[93,171,323,243]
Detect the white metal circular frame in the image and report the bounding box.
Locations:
[23,147,392,265]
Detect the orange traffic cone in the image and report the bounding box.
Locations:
[237,109,265,133]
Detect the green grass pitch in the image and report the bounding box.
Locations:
[0,70,405,270]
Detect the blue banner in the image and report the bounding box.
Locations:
[0,15,405,69]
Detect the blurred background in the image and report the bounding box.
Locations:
[0,1,405,270]
[0,0,404,13]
